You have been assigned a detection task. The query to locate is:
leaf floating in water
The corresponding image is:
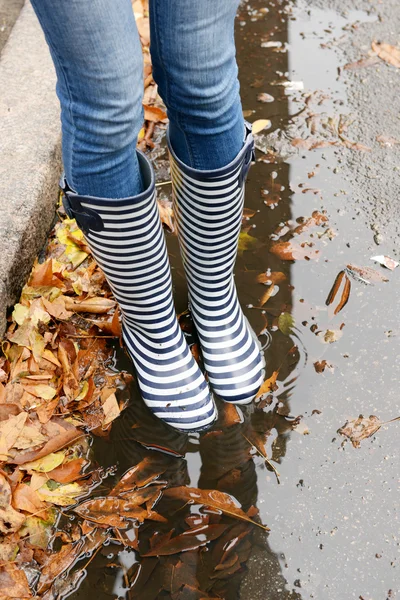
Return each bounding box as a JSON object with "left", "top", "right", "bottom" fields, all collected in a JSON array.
[
  {"left": 252, "top": 119, "right": 272, "bottom": 134},
  {"left": 269, "top": 240, "right": 319, "bottom": 261},
  {"left": 370, "top": 255, "right": 399, "bottom": 271},
  {"left": 371, "top": 41, "right": 400, "bottom": 69},
  {"left": 338, "top": 414, "right": 400, "bottom": 448},
  {"left": 255, "top": 370, "right": 279, "bottom": 400},
  {"left": 237, "top": 232, "right": 260, "bottom": 256},
  {"left": 326, "top": 271, "right": 351, "bottom": 315},
  {"left": 346, "top": 264, "right": 389, "bottom": 284},
  {"left": 164, "top": 487, "right": 268, "bottom": 530},
  {"left": 313, "top": 360, "right": 333, "bottom": 373},
  {"left": 319, "top": 329, "right": 343, "bottom": 344},
  {"left": 278, "top": 312, "right": 294, "bottom": 336},
  {"left": 143, "top": 524, "right": 229, "bottom": 556}
]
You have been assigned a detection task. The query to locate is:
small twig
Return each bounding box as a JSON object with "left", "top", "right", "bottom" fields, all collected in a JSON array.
[
  {"left": 242, "top": 433, "right": 280, "bottom": 484},
  {"left": 155, "top": 180, "right": 172, "bottom": 187}
]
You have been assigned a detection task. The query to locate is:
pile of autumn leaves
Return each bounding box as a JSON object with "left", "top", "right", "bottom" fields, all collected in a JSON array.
[{"left": 0, "top": 214, "right": 268, "bottom": 600}]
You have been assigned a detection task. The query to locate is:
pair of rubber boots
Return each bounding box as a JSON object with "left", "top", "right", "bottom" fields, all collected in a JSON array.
[{"left": 62, "top": 126, "right": 264, "bottom": 433}]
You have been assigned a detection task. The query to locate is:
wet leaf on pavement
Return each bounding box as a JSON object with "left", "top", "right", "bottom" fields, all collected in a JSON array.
[
  {"left": 370, "top": 255, "right": 399, "bottom": 270},
  {"left": 278, "top": 312, "right": 294, "bottom": 336},
  {"left": 144, "top": 524, "right": 229, "bottom": 556},
  {"left": 371, "top": 41, "right": 400, "bottom": 68},
  {"left": 338, "top": 415, "right": 400, "bottom": 448}
]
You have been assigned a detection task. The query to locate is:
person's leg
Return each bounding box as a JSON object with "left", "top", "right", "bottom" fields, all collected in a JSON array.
[
  {"left": 31, "top": 0, "right": 143, "bottom": 198},
  {"left": 150, "top": 0, "right": 265, "bottom": 404},
  {"left": 32, "top": 0, "right": 216, "bottom": 431},
  {"left": 149, "top": 0, "right": 244, "bottom": 170}
]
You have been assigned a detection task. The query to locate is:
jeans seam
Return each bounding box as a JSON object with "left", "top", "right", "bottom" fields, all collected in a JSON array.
[
  {"left": 151, "top": 0, "right": 195, "bottom": 166},
  {"left": 31, "top": 2, "right": 77, "bottom": 189}
]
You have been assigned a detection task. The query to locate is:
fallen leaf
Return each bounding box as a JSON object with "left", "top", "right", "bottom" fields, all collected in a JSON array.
[
  {"left": 252, "top": 119, "right": 271, "bottom": 134},
  {"left": 278, "top": 312, "right": 294, "bottom": 336},
  {"left": 21, "top": 452, "right": 66, "bottom": 473},
  {"left": 237, "top": 231, "right": 260, "bottom": 256},
  {"left": 257, "top": 271, "right": 287, "bottom": 285},
  {"left": 346, "top": 264, "right": 389, "bottom": 284},
  {"left": 37, "top": 540, "right": 85, "bottom": 594},
  {"left": 319, "top": 329, "right": 343, "bottom": 344},
  {"left": 13, "top": 483, "right": 48, "bottom": 515},
  {"left": 63, "top": 296, "right": 116, "bottom": 314},
  {"left": 102, "top": 391, "right": 120, "bottom": 426},
  {"left": 46, "top": 458, "right": 88, "bottom": 484},
  {"left": 144, "top": 524, "right": 229, "bottom": 556},
  {"left": 11, "top": 427, "right": 83, "bottom": 465},
  {"left": 326, "top": 271, "right": 351, "bottom": 315},
  {"left": 0, "top": 474, "right": 25, "bottom": 534},
  {"left": 255, "top": 371, "right": 279, "bottom": 399},
  {"left": 164, "top": 487, "right": 268, "bottom": 530},
  {"left": 110, "top": 457, "right": 168, "bottom": 496},
  {"left": 0, "top": 412, "right": 28, "bottom": 452},
  {"left": 157, "top": 198, "right": 175, "bottom": 232},
  {"left": 270, "top": 241, "right": 319, "bottom": 261},
  {"left": 338, "top": 414, "right": 400, "bottom": 448},
  {"left": 313, "top": 360, "right": 332, "bottom": 373},
  {"left": 372, "top": 41, "right": 400, "bottom": 68},
  {"left": 0, "top": 563, "right": 31, "bottom": 598},
  {"left": 73, "top": 495, "right": 165, "bottom": 528},
  {"left": 370, "top": 255, "right": 399, "bottom": 270},
  {"left": 343, "top": 56, "right": 380, "bottom": 70},
  {"left": 37, "top": 482, "right": 84, "bottom": 506},
  {"left": 144, "top": 104, "right": 168, "bottom": 122},
  {"left": 257, "top": 93, "right": 274, "bottom": 103}
]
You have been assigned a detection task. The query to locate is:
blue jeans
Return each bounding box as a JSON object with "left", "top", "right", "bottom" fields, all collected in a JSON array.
[{"left": 31, "top": 0, "right": 244, "bottom": 199}]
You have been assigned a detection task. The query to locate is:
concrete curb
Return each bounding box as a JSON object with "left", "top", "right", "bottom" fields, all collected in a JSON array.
[{"left": 0, "top": 0, "right": 61, "bottom": 336}]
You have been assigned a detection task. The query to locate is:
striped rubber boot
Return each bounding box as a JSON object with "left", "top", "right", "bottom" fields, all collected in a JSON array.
[
  {"left": 168, "top": 126, "right": 265, "bottom": 404},
  {"left": 61, "top": 151, "right": 216, "bottom": 432}
]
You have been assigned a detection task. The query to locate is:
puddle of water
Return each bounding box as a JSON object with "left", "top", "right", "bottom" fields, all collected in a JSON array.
[{"left": 65, "top": 1, "right": 399, "bottom": 599}]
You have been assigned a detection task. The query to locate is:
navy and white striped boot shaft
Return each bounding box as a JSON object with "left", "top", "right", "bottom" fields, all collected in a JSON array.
[
  {"left": 62, "top": 151, "right": 216, "bottom": 432},
  {"left": 168, "top": 126, "right": 265, "bottom": 404}
]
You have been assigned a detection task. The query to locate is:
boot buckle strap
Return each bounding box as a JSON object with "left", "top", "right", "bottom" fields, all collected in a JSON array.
[{"left": 62, "top": 193, "right": 104, "bottom": 235}]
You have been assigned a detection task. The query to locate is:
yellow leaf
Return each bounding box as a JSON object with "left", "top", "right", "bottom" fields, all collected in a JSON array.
[
  {"left": 75, "top": 380, "right": 89, "bottom": 402},
  {"left": 29, "top": 384, "right": 57, "bottom": 400},
  {"left": 0, "top": 412, "right": 28, "bottom": 451},
  {"left": 12, "top": 304, "right": 29, "bottom": 326},
  {"left": 37, "top": 482, "right": 83, "bottom": 506},
  {"left": 238, "top": 232, "right": 259, "bottom": 256},
  {"left": 256, "top": 370, "right": 279, "bottom": 400},
  {"left": 252, "top": 119, "right": 272, "bottom": 134},
  {"left": 22, "top": 452, "right": 66, "bottom": 473}
]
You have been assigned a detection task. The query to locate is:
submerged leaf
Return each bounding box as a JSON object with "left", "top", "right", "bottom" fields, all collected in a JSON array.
[
  {"left": 338, "top": 415, "right": 381, "bottom": 448},
  {"left": 255, "top": 371, "right": 279, "bottom": 399},
  {"left": 278, "top": 312, "right": 294, "bottom": 336},
  {"left": 164, "top": 487, "right": 268, "bottom": 530},
  {"left": 144, "top": 524, "right": 229, "bottom": 556}
]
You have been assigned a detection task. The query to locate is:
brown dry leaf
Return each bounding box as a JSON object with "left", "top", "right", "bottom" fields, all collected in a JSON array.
[
  {"left": 372, "top": 41, "right": 400, "bottom": 68},
  {"left": 13, "top": 483, "right": 48, "bottom": 516},
  {"left": 73, "top": 496, "right": 165, "bottom": 528},
  {"left": 255, "top": 371, "right": 279, "bottom": 400},
  {"left": 164, "top": 487, "right": 268, "bottom": 530},
  {"left": 157, "top": 198, "right": 175, "bottom": 232},
  {"left": 63, "top": 296, "right": 116, "bottom": 314},
  {"left": 41, "top": 296, "right": 73, "bottom": 320},
  {"left": 46, "top": 458, "right": 88, "bottom": 484},
  {"left": 110, "top": 457, "right": 168, "bottom": 496},
  {"left": 37, "top": 540, "right": 85, "bottom": 594},
  {"left": 11, "top": 427, "right": 83, "bottom": 465},
  {"left": 0, "top": 563, "right": 31, "bottom": 598},
  {"left": 313, "top": 360, "right": 332, "bottom": 373},
  {"left": 0, "top": 474, "right": 25, "bottom": 534},
  {"left": 29, "top": 259, "right": 64, "bottom": 289},
  {"left": 325, "top": 271, "right": 351, "bottom": 315},
  {"left": 144, "top": 524, "right": 229, "bottom": 556},
  {"left": 270, "top": 241, "right": 319, "bottom": 261},
  {"left": 144, "top": 104, "right": 168, "bottom": 123},
  {"left": 338, "top": 415, "right": 383, "bottom": 448},
  {"left": 0, "top": 412, "right": 28, "bottom": 452}
]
